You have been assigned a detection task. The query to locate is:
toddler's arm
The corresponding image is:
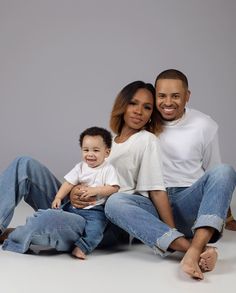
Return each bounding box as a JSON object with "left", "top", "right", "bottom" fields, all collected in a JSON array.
[{"left": 52, "top": 181, "right": 74, "bottom": 208}]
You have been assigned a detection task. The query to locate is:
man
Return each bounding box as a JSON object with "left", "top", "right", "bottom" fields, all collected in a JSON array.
[{"left": 155, "top": 69, "right": 236, "bottom": 279}]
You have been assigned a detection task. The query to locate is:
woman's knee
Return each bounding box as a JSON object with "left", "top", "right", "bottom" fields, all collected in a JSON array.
[
  {"left": 105, "top": 193, "right": 127, "bottom": 218},
  {"left": 105, "top": 194, "right": 120, "bottom": 213}
]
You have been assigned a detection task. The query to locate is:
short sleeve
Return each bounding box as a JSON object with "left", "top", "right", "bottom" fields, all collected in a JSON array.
[
  {"left": 64, "top": 163, "right": 81, "bottom": 185},
  {"left": 202, "top": 132, "right": 221, "bottom": 171},
  {"left": 104, "top": 164, "right": 120, "bottom": 187}
]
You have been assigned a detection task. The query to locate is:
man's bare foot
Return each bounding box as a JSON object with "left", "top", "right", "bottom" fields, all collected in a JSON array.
[
  {"left": 72, "top": 247, "right": 87, "bottom": 260},
  {"left": 0, "top": 228, "right": 15, "bottom": 244},
  {"left": 180, "top": 247, "right": 204, "bottom": 280},
  {"left": 199, "top": 246, "right": 218, "bottom": 272},
  {"left": 225, "top": 218, "right": 236, "bottom": 231}
]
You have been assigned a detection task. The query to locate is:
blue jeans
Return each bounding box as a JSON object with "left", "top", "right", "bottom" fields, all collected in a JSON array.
[
  {"left": 63, "top": 203, "right": 108, "bottom": 254},
  {"left": 105, "top": 164, "right": 236, "bottom": 256},
  {"left": 168, "top": 164, "right": 236, "bottom": 241},
  {"left": 0, "top": 156, "right": 107, "bottom": 254},
  {"left": 2, "top": 209, "right": 86, "bottom": 253},
  {"left": 0, "top": 156, "right": 61, "bottom": 233},
  {"left": 2, "top": 204, "right": 107, "bottom": 254},
  {"left": 105, "top": 193, "right": 184, "bottom": 256}
]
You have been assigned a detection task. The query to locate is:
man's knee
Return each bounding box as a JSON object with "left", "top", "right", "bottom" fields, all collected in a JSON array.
[
  {"left": 14, "top": 156, "right": 33, "bottom": 165},
  {"left": 211, "top": 164, "right": 236, "bottom": 182},
  {"left": 13, "top": 156, "right": 40, "bottom": 173}
]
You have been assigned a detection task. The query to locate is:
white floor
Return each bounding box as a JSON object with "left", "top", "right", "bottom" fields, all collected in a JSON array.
[{"left": 1, "top": 202, "right": 236, "bottom": 293}]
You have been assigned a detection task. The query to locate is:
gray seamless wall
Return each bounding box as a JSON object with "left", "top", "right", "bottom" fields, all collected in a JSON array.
[{"left": 1, "top": 0, "right": 236, "bottom": 208}]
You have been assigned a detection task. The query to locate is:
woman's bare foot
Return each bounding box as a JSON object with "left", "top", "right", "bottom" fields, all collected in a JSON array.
[
  {"left": 180, "top": 247, "right": 204, "bottom": 280},
  {"left": 72, "top": 247, "right": 87, "bottom": 260},
  {"left": 199, "top": 246, "right": 218, "bottom": 271}
]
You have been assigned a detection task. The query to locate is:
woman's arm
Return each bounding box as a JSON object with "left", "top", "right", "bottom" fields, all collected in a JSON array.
[
  {"left": 80, "top": 185, "right": 119, "bottom": 199},
  {"left": 149, "top": 190, "right": 176, "bottom": 228},
  {"left": 70, "top": 184, "right": 97, "bottom": 208}
]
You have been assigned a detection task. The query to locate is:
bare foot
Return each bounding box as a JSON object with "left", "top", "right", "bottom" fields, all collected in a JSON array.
[
  {"left": 0, "top": 228, "right": 15, "bottom": 244},
  {"left": 180, "top": 247, "right": 204, "bottom": 280},
  {"left": 199, "top": 246, "right": 218, "bottom": 272},
  {"left": 225, "top": 219, "right": 236, "bottom": 231},
  {"left": 72, "top": 247, "right": 87, "bottom": 260}
]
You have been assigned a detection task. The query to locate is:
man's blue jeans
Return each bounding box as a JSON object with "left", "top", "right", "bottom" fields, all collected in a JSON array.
[
  {"left": 105, "top": 165, "right": 236, "bottom": 256},
  {"left": 2, "top": 208, "right": 86, "bottom": 253},
  {"left": 167, "top": 165, "right": 236, "bottom": 241},
  {"left": 0, "top": 156, "right": 61, "bottom": 233}
]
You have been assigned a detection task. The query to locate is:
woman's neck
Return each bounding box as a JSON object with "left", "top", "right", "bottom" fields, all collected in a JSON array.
[{"left": 115, "top": 127, "right": 140, "bottom": 143}]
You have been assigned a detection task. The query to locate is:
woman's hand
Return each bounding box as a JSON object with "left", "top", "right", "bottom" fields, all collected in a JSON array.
[
  {"left": 69, "top": 185, "right": 97, "bottom": 208},
  {"left": 79, "top": 186, "right": 98, "bottom": 199}
]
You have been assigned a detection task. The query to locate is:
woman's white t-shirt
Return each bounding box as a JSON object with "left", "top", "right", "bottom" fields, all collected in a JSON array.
[{"left": 107, "top": 130, "right": 165, "bottom": 198}]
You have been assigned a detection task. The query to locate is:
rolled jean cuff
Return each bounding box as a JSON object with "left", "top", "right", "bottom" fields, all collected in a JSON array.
[
  {"left": 192, "top": 214, "right": 224, "bottom": 235},
  {"left": 154, "top": 228, "right": 184, "bottom": 257}
]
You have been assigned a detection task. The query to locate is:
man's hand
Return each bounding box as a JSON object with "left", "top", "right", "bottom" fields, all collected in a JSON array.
[{"left": 70, "top": 185, "right": 96, "bottom": 208}]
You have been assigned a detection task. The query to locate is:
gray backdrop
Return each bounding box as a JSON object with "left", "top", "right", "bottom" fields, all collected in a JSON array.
[{"left": 1, "top": 0, "right": 235, "bottom": 205}]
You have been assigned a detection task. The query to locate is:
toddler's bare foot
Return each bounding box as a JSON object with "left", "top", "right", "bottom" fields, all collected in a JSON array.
[
  {"left": 199, "top": 246, "right": 218, "bottom": 272},
  {"left": 180, "top": 247, "right": 204, "bottom": 280},
  {"left": 72, "top": 247, "right": 87, "bottom": 260}
]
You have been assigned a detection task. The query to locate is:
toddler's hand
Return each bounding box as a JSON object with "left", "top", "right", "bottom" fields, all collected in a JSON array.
[{"left": 51, "top": 198, "right": 61, "bottom": 209}]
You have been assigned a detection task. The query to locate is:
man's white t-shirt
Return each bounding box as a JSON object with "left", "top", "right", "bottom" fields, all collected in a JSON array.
[
  {"left": 107, "top": 130, "right": 166, "bottom": 198},
  {"left": 159, "top": 108, "right": 221, "bottom": 187},
  {"left": 64, "top": 161, "right": 119, "bottom": 208}
]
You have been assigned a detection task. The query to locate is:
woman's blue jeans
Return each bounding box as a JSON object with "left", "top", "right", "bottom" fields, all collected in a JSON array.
[{"left": 105, "top": 164, "right": 236, "bottom": 256}]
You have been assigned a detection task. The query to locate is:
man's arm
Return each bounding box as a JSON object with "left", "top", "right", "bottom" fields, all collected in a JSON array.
[{"left": 202, "top": 133, "right": 221, "bottom": 171}]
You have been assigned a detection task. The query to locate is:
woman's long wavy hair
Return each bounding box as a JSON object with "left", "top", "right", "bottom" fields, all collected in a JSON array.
[{"left": 110, "top": 80, "right": 163, "bottom": 135}]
